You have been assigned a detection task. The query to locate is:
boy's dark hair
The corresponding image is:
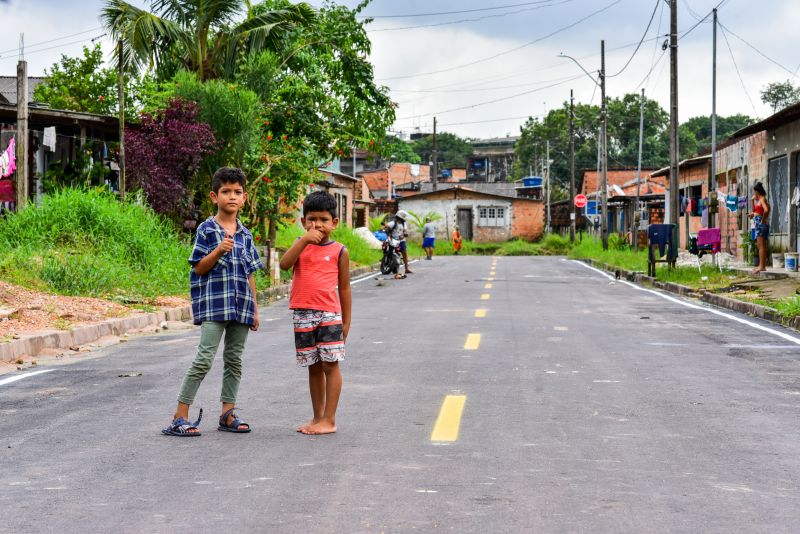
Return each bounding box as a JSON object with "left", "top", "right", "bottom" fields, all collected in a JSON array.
[
  {"left": 303, "top": 190, "right": 338, "bottom": 218},
  {"left": 753, "top": 182, "right": 766, "bottom": 196},
  {"left": 212, "top": 167, "right": 247, "bottom": 193}
]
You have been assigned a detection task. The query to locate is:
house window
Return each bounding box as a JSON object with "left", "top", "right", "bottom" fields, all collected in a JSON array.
[{"left": 478, "top": 205, "right": 506, "bottom": 227}]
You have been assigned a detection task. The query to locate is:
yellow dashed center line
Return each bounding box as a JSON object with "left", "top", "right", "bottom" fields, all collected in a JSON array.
[
  {"left": 484, "top": 283, "right": 493, "bottom": 289},
  {"left": 475, "top": 309, "right": 487, "bottom": 318},
  {"left": 487, "top": 277, "right": 495, "bottom": 281},
  {"left": 431, "top": 395, "right": 467, "bottom": 442},
  {"left": 481, "top": 293, "right": 491, "bottom": 300},
  {"left": 489, "top": 271, "right": 496, "bottom": 276},
  {"left": 464, "top": 333, "right": 481, "bottom": 350}
]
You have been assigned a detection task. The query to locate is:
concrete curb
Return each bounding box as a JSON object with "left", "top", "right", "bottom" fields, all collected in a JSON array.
[
  {"left": 0, "top": 263, "right": 380, "bottom": 363},
  {"left": 577, "top": 258, "right": 800, "bottom": 333}
]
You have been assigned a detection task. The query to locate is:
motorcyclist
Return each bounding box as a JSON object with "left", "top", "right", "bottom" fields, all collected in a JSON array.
[{"left": 384, "top": 210, "right": 413, "bottom": 274}]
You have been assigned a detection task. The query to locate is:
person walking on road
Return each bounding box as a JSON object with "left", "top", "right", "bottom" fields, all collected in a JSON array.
[
  {"left": 385, "top": 210, "right": 413, "bottom": 273},
  {"left": 452, "top": 226, "right": 463, "bottom": 255},
  {"left": 749, "top": 182, "right": 771, "bottom": 275},
  {"left": 280, "top": 191, "right": 352, "bottom": 435},
  {"left": 422, "top": 217, "right": 436, "bottom": 260},
  {"left": 162, "top": 167, "right": 262, "bottom": 437}
]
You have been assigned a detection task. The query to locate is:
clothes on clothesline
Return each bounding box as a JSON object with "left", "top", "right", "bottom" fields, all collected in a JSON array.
[
  {"left": 0, "top": 137, "right": 15, "bottom": 178},
  {"left": 0, "top": 179, "right": 13, "bottom": 202},
  {"left": 42, "top": 127, "right": 56, "bottom": 152},
  {"left": 725, "top": 194, "right": 738, "bottom": 212}
]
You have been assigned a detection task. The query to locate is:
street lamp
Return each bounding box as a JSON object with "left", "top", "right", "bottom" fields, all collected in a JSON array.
[{"left": 558, "top": 44, "right": 609, "bottom": 251}]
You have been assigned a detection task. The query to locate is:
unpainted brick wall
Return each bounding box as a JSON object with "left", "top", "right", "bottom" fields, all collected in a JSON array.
[{"left": 511, "top": 200, "right": 544, "bottom": 240}]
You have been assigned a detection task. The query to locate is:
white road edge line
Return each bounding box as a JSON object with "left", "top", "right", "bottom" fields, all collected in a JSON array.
[
  {"left": 571, "top": 260, "right": 800, "bottom": 346},
  {"left": 351, "top": 259, "right": 419, "bottom": 285},
  {"left": 0, "top": 369, "right": 54, "bottom": 387}
]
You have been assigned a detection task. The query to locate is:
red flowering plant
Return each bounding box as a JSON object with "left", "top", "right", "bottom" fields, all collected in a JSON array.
[{"left": 242, "top": 121, "right": 320, "bottom": 244}]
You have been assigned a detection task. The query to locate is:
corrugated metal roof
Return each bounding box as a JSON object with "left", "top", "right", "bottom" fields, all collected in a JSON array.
[{"left": 0, "top": 76, "right": 46, "bottom": 104}]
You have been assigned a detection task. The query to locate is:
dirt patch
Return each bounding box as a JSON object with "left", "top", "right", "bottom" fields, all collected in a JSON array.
[
  {"left": 0, "top": 280, "right": 189, "bottom": 339},
  {"left": 722, "top": 278, "right": 800, "bottom": 300}
]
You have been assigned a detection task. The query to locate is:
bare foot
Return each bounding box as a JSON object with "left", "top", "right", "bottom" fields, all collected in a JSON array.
[
  {"left": 300, "top": 421, "right": 337, "bottom": 435},
  {"left": 750, "top": 268, "right": 765, "bottom": 275},
  {"left": 296, "top": 419, "right": 319, "bottom": 433}
]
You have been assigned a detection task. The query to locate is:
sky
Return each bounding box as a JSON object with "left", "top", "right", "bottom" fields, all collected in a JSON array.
[{"left": 1, "top": 0, "right": 798, "bottom": 140}]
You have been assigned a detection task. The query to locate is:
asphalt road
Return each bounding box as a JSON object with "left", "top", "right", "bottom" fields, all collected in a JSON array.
[{"left": 2, "top": 256, "right": 800, "bottom": 533}]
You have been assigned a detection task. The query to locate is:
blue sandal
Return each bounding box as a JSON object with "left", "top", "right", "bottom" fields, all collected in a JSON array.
[
  {"left": 218, "top": 408, "right": 251, "bottom": 433},
  {"left": 162, "top": 409, "right": 203, "bottom": 437}
]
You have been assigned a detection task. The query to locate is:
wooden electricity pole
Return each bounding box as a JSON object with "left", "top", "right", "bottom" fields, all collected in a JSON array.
[
  {"left": 117, "top": 41, "right": 126, "bottom": 198},
  {"left": 668, "top": 0, "right": 679, "bottom": 258},
  {"left": 569, "top": 89, "right": 576, "bottom": 243},
  {"left": 16, "top": 55, "right": 28, "bottom": 209},
  {"left": 600, "top": 39, "right": 609, "bottom": 250}
]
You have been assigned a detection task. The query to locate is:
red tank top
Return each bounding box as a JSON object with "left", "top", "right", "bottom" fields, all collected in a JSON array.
[
  {"left": 289, "top": 241, "right": 345, "bottom": 313},
  {"left": 754, "top": 202, "right": 765, "bottom": 215}
]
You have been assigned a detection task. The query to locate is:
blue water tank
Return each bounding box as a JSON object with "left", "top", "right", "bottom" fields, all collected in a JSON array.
[{"left": 522, "top": 176, "right": 543, "bottom": 188}]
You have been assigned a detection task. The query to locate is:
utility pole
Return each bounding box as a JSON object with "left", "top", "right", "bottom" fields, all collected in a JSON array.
[
  {"left": 633, "top": 88, "right": 645, "bottom": 249},
  {"left": 15, "top": 35, "right": 28, "bottom": 209},
  {"left": 569, "top": 89, "right": 576, "bottom": 243},
  {"left": 600, "top": 39, "right": 609, "bottom": 250},
  {"left": 546, "top": 139, "right": 551, "bottom": 234},
  {"left": 432, "top": 116, "right": 438, "bottom": 191},
  {"left": 710, "top": 7, "right": 718, "bottom": 229},
  {"left": 117, "top": 41, "right": 126, "bottom": 198},
  {"left": 668, "top": 0, "right": 679, "bottom": 256}
]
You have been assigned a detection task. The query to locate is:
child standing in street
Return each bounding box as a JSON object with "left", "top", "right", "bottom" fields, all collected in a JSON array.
[
  {"left": 452, "top": 226, "right": 463, "bottom": 255},
  {"left": 280, "top": 191, "right": 351, "bottom": 435},
  {"left": 162, "top": 167, "right": 262, "bottom": 437}
]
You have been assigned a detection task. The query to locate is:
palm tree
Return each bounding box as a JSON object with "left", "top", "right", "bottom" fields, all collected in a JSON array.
[{"left": 101, "top": 0, "right": 315, "bottom": 80}]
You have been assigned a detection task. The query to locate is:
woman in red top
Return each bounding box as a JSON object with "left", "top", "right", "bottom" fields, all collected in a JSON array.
[{"left": 748, "top": 182, "right": 771, "bottom": 274}]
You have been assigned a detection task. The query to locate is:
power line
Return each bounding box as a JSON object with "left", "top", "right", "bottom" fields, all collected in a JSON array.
[
  {"left": 392, "top": 114, "right": 546, "bottom": 130},
  {"left": 389, "top": 74, "right": 586, "bottom": 94},
  {"left": 0, "top": 34, "right": 107, "bottom": 63},
  {"left": 0, "top": 27, "right": 103, "bottom": 57},
  {"left": 368, "top": 1, "right": 573, "bottom": 32},
  {"left": 718, "top": 22, "right": 798, "bottom": 79},
  {"left": 361, "top": 0, "right": 564, "bottom": 19},
  {"left": 718, "top": 22, "right": 759, "bottom": 116},
  {"left": 607, "top": 0, "right": 660, "bottom": 78},
  {"left": 395, "top": 74, "right": 584, "bottom": 121},
  {"left": 377, "top": 0, "right": 623, "bottom": 81}
]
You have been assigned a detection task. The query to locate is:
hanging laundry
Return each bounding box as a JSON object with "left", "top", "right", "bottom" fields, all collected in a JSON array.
[
  {"left": 103, "top": 142, "right": 108, "bottom": 159},
  {"left": 726, "top": 194, "right": 738, "bottom": 212},
  {"left": 0, "top": 138, "right": 15, "bottom": 178},
  {"left": 0, "top": 180, "right": 13, "bottom": 202},
  {"left": 792, "top": 186, "right": 800, "bottom": 207},
  {"left": 680, "top": 195, "right": 688, "bottom": 216},
  {"left": 738, "top": 196, "right": 748, "bottom": 210},
  {"left": 42, "top": 127, "right": 56, "bottom": 152},
  {"left": 701, "top": 204, "right": 709, "bottom": 228}
]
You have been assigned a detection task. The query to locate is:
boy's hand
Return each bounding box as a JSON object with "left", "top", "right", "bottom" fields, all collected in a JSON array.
[
  {"left": 218, "top": 233, "right": 234, "bottom": 254},
  {"left": 251, "top": 313, "right": 260, "bottom": 332},
  {"left": 343, "top": 324, "right": 349, "bottom": 343},
  {"left": 303, "top": 228, "right": 325, "bottom": 245}
]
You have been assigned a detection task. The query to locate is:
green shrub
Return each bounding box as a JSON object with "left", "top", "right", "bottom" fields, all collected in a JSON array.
[{"left": 0, "top": 188, "right": 191, "bottom": 298}]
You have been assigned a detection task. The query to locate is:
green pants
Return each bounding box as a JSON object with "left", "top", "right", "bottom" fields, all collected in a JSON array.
[{"left": 177, "top": 321, "right": 250, "bottom": 405}]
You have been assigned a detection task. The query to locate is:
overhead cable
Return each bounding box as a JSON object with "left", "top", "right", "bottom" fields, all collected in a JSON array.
[
  {"left": 395, "top": 73, "right": 585, "bottom": 121},
  {"left": 361, "top": 0, "right": 565, "bottom": 19},
  {"left": 607, "top": 0, "right": 660, "bottom": 78},
  {"left": 368, "top": 1, "right": 573, "bottom": 32},
  {"left": 718, "top": 22, "right": 798, "bottom": 79},
  {"left": 376, "top": 0, "right": 622, "bottom": 81},
  {"left": 718, "top": 22, "right": 759, "bottom": 115}
]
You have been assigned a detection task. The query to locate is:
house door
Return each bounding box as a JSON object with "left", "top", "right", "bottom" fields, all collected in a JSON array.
[
  {"left": 768, "top": 155, "right": 788, "bottom": 233},
  {"left": 457, "top": 208, "right": 473, "bottom": 241}
]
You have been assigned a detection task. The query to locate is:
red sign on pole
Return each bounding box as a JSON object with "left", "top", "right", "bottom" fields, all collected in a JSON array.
[{"left": 574, "top": 194, "right": 588, "bottom": 208}]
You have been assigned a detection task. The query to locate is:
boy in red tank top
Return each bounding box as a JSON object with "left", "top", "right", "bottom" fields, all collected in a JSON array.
[{"left": 279, "top": 191, "right": 351, "bottom": 435}]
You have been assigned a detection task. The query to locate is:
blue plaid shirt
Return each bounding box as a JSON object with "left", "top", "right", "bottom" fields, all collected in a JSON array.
[{"left": 189, "top": 217, "right": 263, "bottom": 326}]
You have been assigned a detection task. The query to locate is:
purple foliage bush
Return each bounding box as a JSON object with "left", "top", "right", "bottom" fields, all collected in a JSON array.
[{"left": 126, "top": 98, "right": 216, "bottom": 218}]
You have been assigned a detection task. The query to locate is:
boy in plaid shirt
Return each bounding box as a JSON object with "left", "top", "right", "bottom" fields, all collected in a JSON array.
[{"left": 162, "top": 167, "right": 262, "bottom": 437}]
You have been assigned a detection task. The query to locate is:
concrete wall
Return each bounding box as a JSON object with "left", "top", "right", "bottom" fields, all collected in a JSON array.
[{"left": 399, "top": 194, "right": 544, "bottom": 243}]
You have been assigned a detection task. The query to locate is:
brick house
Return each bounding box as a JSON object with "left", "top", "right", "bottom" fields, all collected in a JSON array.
[
  {"left": 397, "top": 186, "right": 544, "bottom": 243},
  {"left": 316, "top": 169, "right": 358, "bottom": 227}
]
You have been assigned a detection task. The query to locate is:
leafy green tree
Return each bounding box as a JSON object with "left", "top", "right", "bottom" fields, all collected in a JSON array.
[
  {"left": 101, "top": 0, "right": 315, "bottom": 81},
  {"left": 412, "top": 132, "right": 473, "bottom": 169},
  {"left": 681, "top": 114, "right": 756, "bottom": 149},
  {"left": 33, "top": 44, "right": 145, "bottom": 120},
  {"left": 383, "top": 135, "right": 420, "bottom": 164},
  {"left": 760, "top": 80, "right": 800, "bottom": 113}
]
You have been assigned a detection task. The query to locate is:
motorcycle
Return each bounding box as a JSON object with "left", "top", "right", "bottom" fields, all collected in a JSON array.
[{"left": 380, "top": 236, "right": 403, "bottom": 275}]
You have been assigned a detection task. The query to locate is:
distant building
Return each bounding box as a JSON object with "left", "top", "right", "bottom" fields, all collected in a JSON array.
[{"left": 467, "top": 136, "right": 518, "bottom": 182}]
